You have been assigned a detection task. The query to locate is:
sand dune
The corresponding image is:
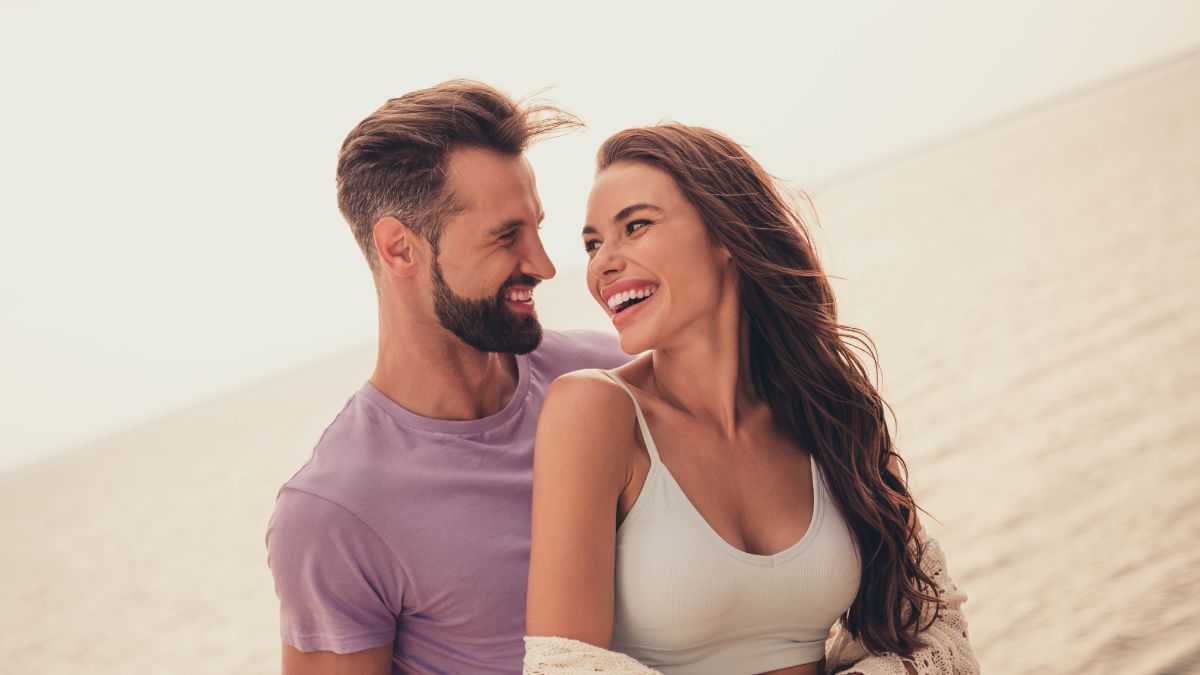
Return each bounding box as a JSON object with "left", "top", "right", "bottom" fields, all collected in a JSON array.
[{"left": 2, "top": 52, "right": 1198, "bottom": 674}]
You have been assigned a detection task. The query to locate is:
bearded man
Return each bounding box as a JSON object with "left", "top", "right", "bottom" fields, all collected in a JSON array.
[{"left": 266, "top": 81, "right": 628, "bottom": 675}]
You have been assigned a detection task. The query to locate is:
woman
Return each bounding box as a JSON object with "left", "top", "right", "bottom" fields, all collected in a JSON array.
[{"left": 524, "top": 125, "right": 977, "bottom": 674}]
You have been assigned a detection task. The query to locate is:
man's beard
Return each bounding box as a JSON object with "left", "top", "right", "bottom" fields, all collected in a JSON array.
[{"left": 431, "top": 257, "right": 543, "bottom": 354}]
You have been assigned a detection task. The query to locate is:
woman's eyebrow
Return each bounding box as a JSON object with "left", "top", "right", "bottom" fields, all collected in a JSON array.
[
  {"left": 582, "top": 203, "right": 664, "bottom": 236},
  {"left": 612, "top": 203, "right": 662, "bottom": 223}
]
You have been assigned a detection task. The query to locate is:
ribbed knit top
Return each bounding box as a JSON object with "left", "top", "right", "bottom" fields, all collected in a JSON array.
[{"left": 600, "top": 370, "right": 862, "bottom": 674}]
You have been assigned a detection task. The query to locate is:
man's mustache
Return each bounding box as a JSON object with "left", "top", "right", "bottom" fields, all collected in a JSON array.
[{"left": 498, "top": 275, "right": 541, "bottom": 294}]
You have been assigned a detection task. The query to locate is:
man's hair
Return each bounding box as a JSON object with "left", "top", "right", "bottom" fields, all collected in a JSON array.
[{"left": 336, "top": 80, "right": 580, "bottom": 269}]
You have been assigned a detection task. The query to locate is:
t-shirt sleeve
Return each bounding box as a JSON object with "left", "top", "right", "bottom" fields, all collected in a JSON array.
[{"left": 266, "top": 487, "right": 404, "bottom": 654}]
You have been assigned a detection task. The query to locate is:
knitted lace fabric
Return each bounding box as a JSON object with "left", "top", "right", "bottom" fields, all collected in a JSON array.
[
  {"left": 524, "top": 530, "right": 978, "bottom": 675},
  {"left": 825, "top": 531, "right": 980, "bottom": 675},
  {"left": 523, "top": 636, "right": 661, "bottom": 674}
]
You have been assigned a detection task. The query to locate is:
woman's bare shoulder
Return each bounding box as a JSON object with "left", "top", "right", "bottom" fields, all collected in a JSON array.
[
  {"left": 529, "top": 375, "right": 636, "bottom": 519},
  {"left": 536, "top": 365, "right": 646, "bottom": 476},
  {"left": 544, "top": 368, "right": 628, "bottom": 411},
  {"left": 544, "top": 353, "right": 651, "bottom": 417}
]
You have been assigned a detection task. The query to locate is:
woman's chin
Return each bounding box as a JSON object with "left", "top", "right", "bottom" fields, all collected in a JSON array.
[{"left": 616, "top": 326, "right": 654, "bottom": 355}]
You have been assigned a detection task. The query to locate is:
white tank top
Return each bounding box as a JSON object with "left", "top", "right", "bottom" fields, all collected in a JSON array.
[{"left": 600, "top": 370, "right": 862, "bottom": 674}]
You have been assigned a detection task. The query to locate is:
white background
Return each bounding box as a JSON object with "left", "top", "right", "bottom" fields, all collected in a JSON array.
[{"left": 3, "top": 0, "right": 1199, "bottom": 470}]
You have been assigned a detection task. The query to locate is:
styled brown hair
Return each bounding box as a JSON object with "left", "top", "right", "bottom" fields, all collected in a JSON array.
[
  {"left": 337, "top": 80, "right": 579, "bottom": 269},
  {"left": 597, "top": 124, "right": 943, "bottom": 655}
]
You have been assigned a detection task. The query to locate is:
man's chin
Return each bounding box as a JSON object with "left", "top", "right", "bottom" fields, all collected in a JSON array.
[
  {"left": 499, "top": 320, "right": 544, "bottom": 355},
  {"left": 429, "top": 267, "right": 545, "bottom": 354},
  {"left": 449, "top": 317, "right": 543, "bottom": 355}
]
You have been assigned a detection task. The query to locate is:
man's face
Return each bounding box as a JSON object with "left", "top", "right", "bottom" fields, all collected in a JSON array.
[{"left": 427, "top": 146, "right": 556, "bottom": 354}]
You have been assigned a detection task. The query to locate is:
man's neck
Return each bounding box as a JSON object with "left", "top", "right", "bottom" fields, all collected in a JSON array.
[{"left": 370, "top": 322, "right": 521, "bottom": 422}]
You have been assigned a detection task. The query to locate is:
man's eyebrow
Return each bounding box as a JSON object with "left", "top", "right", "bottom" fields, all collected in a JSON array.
[
  {"left": 488, "top": 219, "right": 523, "bottom": 235},
  {"left": 488, "top": 212, "right": 545, "bottom": 236}
]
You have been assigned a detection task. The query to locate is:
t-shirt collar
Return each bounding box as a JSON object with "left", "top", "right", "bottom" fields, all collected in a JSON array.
[{"left": 358, "top": 353, "right": 531, "bottom": 435}]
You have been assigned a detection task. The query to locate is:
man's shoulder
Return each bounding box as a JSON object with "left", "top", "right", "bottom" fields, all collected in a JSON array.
[
  {"left": 270, "top": 483, "right": 367, "bottom": 538},
  {"left": 531, "top": 329, "right": 632, "bottom": 379},
  {"left": 276, "top": 388, "right": 412, "bottom": 512}
]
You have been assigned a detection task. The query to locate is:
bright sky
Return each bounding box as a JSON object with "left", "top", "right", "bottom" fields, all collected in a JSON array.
[{"left": 2, "top": 0, "right": 1198, "bottom": 471}]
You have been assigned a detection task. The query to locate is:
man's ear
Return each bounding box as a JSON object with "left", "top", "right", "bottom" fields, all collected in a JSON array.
[{"left": 373, "top": 216, "right": 424, "bottom": 277}]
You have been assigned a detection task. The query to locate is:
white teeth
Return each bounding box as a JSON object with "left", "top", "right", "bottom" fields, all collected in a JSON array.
[
  {"left": 506, "top": 290, "right": 532, "bottom": 302},
  {"left": 606, "top": 285, "right": 658, "bottom": 311}
]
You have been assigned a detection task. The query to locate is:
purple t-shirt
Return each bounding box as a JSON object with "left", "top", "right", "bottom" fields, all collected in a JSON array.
[{"left": 266, "top": 329, "right": 629, "bottom": 674}]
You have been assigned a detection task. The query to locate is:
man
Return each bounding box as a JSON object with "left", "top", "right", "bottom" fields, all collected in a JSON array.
[{"left": 266, "top": 81, "right": 628, "bottom": 674}]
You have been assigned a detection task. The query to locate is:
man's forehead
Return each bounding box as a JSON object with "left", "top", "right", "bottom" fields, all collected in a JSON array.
[
  {"left": 442, "top": 147, "right": 542, "bottom": 228},
  {"left": 445, "top": 146, "right": 531, "bottom": 182}
]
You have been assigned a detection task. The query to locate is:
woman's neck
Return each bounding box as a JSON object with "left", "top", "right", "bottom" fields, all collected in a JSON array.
[{"left": 644, "top": 293, "right": 762, "bottom": 435}]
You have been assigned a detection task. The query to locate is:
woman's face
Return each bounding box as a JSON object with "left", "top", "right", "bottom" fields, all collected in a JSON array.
[{"left": 583, "top": 160, "right": 734, "bottom": 354}]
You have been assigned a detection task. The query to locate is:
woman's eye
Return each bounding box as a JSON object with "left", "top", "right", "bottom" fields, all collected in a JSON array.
[
  {"left": 583, "top": 239, "right": 601, "bottom": 254},
  {"left": 626, "top": 219, "right": 651, "bottom": 235}
]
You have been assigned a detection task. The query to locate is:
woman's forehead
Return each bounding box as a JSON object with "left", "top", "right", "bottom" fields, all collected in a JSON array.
[{"left": 590, "top": 162, "right": 680, "bottom": 213}]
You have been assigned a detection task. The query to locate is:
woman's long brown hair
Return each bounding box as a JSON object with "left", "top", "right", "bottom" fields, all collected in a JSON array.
[{"left": 598, "top": 124, "right": 942, "bottom": 654}]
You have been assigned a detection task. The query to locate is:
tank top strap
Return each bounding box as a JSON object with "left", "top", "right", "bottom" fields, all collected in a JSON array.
[{"left": 595, "top": 369, "right": 663, "bottom": 465}]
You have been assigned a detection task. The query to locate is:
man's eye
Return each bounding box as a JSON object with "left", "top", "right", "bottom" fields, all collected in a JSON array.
[{"left": 499, "top": 230, "right": 518, "bottom": 242}]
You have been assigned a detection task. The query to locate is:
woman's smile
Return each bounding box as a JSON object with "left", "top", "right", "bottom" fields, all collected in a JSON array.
[
  {"left": 609, "top": 286, "right": 658, "bottom": 329},
  {"left": 600, "top": 279, "right": 661, "bottom": 328}
]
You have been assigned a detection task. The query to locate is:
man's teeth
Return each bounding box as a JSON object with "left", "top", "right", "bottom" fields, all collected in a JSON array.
[
  {"left": 506, "top": 289, "right": 533, "bottom": 303},
  {"left": 606, "top": 286, "right": 658, "bottom": 311}
]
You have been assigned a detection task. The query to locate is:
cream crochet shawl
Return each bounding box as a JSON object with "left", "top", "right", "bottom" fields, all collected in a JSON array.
[{"left": 524, "top": 530, "right": 979, "bottom": 675}]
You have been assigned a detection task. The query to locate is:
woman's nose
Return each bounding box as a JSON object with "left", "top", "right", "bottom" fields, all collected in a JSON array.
[{"left": 588, "top": 241, "right": 624, "bottom": 280}]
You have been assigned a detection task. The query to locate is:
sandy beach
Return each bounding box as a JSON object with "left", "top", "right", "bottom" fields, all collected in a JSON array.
[{"left": 2, "top": 52, "right": 1198, "bottom": 674}]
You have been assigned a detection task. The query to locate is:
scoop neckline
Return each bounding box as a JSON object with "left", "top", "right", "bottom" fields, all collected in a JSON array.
[
  {"left": 605, "top": 370, "right": 826, "bottom": 568},
  {"left": 658, "top": 454, "right": 825, "bottom": 568}
]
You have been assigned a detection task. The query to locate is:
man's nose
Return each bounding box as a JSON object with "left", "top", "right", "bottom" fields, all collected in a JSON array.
[{"left": 521, "top": 231, "right": 557, "bottom": 281}]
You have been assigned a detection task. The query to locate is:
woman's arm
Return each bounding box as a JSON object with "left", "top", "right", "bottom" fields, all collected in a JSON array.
[{"left": 526, "top": 371, "right": 638, "bottom": 647}]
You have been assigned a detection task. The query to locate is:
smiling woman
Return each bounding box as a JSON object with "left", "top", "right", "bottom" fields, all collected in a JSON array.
[
  {"left": 581, "top": 166, "right": 735, "bottom": 348},
  {"left": 524, "top": 125, "right": 978, "bottom": 674}
]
